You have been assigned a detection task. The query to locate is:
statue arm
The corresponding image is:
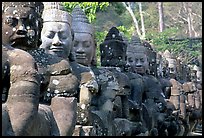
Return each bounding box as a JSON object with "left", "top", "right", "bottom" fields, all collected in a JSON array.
[{"left": 6, "top": 49, "right": 40, "bottom": 135}]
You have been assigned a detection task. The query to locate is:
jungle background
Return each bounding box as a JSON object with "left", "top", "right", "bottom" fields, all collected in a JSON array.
[{"left": 63, "top": 2, "right": 202, "bottom": 67}]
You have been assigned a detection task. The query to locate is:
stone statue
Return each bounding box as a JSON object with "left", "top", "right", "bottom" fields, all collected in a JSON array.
[
  {"left": 40, "top": 3, "right": 98, "bottom": 136},
  {"left": 142, "top": 41, "right": 157, "bottom": 77},
  {"left": 2, "top": 2, "right": 60, "bottom": 136},
  {"left": 2, "top": 2, "right": 79, "bottom": 136},
  {"left": 71, "top": 6, "right": 97, "bottom": 67},
  {"left": 162, "top": 50, "right": 189, "bottom": 136},
  {"left": 100, "top": 27, "right": 133, "bottom": 136},
  {"left": 182, "top": 65, "right": 202, "bottom": 135},
  {"left": 124, "top": 35, "right": 150, "bottom": 136},
  {"left": 71, "top": 6, "right": 119, "bottom": 136},
  {"left": 126, "top": 36, "right": 172, "bottom": 136}
]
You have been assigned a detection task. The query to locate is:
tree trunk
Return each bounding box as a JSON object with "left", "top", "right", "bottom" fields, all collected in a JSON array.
[
  {"left": 183, "top": 2, "right": 193, "bottom": 38},
  {"left": 138, "top": 2, "right": 146, "bottom": 39},
  {"left": 122, "top": 2, "right": 142, "bottom": 37},
  {"left": 158, "top": 2, "right": 165, "bottom": 32}
]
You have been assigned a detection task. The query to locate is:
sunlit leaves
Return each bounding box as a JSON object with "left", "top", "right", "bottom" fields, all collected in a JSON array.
[{"left": 63, "top": 2, "right": 109, "bottom": 23}]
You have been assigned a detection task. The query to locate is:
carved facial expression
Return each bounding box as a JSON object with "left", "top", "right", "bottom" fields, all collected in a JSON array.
[
  {"left": 73, "top": 33, "right": 95, "bottom": 66},
  {"left": 40, "top": 22, "right": 72, "bottom": 59},
  {"left": 127, "top": 52, "right": 149, "bottom": 75},
  {"left": 166, "top": 58, "right": 176, "bottom": 74},
  {"left": 2, "top": 6, "right": 39, "bottom": 49}
]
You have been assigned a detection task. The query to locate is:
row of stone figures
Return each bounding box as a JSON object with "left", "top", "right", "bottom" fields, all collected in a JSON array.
[{"left": 2, "top": 2, "right": 202, "bottom": 136}]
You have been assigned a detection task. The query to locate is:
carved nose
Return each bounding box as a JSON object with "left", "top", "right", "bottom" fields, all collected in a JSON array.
[
  {"left": 136, "top": 62, "right": 142, "bottom": 67},
  {"left": 16, "top": 25, "right": 27, "bottom": 35},
  {"left": 52, "top": 34, "right": 62, "bottom": 46},
  {"left": 76, "top": 43, "right": 84, "bottom": 53}
]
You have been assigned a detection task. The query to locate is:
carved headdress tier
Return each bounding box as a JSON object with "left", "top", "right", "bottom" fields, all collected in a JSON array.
[
  {"left": 100, "top": 27, "right": 127, "bottom": 52},
  {"left": 163, "top": 50, "right": 173, "bottom": 59},
  {"left": 127, "top": 45, "right": 147, "bottom": 55},
  {"left": 130, "top": 35, "right": 142, "bottom": 47},
  {"left": 127, "top": 35, "right": 147, "bottom": 55},
  {"left": 71, "top": 5, "right": 94, "bottom": 36},
  {"left": 42, "top": 2, "right": 72, "bottom": 26},
  {"left": 104, "top": 27, "right": 123, "bottom": 41},
  {"left": 2, "top": 2, "right": 43, "bottom": 16}
]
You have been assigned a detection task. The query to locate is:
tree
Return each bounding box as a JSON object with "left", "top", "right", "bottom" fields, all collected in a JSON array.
[
  {"left": 158, "top": 2, "right": 165, "bottom": 32},
  {"left": 163, "top": 2, "right": 202, "bottom": 38},
  {"left": 63, "top": 2, "right": 109, "bottom": 23},
  {"left": 138, "top": 2, "right": 146, "bottom": 38},
  {"left": 122, "top": 2, "right": 142, "bottom": 38}
]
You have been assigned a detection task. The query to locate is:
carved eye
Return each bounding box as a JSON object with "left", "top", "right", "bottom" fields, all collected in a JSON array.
[
  {"left": 45, "top": 31, "right": 54, "bottom": 39},
  {"left": 83, "top": 41, "right": 90, "bottom": 48},
  {"left": 5, "top": 17, "right": 17, "bottom": 26}
]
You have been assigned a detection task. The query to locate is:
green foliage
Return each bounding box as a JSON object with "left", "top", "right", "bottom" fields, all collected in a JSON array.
[
  {"left": 110, "top": 2, "right": 126, "bottom": 15},
  {"left": 145, "top": 27, "right": 178, "bottom": 52},
  {"left": 145, "top": 27, "right": 202, "bottom": 64},
  {"left": 62, "top": 2, "right": 202, "bottom": 66},
  {"left": 63, "top": 2, "right": 109, "bottom": 23},
  {"left": 94, "top": 31, "right": 108, "bottom": 66},
  {"left": 117, "top": 25, "right": 135, "bottom": 40}
]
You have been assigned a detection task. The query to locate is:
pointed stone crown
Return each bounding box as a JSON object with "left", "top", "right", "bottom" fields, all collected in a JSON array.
[
  {"left": 100, "top": 27, "right": 127, "bottom": 67},
  {"left": 42, "top": 2, "right": 72, "bottom": 26},
  {"left": 127, "top": 35, "right": 147, "bottom": 54},
  {"left": 163, "top": 50, "right": 173, "bottom": 59},
  {"left": 100, "top": 27, "right": 127, "bottom": 53},
  {"left": 104, "top": 27, "right": 123, "bottom": 41},
  {"left": 71, "top": 5, "right": 94, "bottom": 35},
  {"left": 130, "top": 35, "right": 142, "bottom": 46},
  {"left": 2, "top": 2, "right": 43, "bottom": 16}
]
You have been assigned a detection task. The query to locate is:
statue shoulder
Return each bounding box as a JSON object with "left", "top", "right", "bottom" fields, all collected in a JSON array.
[
  {"left": 93, "top": 67, "right": 116, "bottom": 83},
  {"left": 8, "top": 48, "right": 36, "bottom": 65}
]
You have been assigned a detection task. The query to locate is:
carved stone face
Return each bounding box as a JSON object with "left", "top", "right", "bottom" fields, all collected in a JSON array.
[
  {"left": 2, "top": 6, "right": 40, "bottom": 50},
  {"left": 40, "top": 22, "right": 72, "bottom": 59},
  {"left": 166, "top": 58, "right": 177, "bottom": 74},
  {"left": 127, "top": 52, "right": 149, "bottom": 75},
  {"left": 73, "top": 33, "right": 95, "bottom": 66}
]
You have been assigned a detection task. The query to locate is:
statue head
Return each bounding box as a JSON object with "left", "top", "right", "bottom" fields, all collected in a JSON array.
[
  {"left": 39, "top": 2, "right": 73, "bottom": 59},
  {"left": 100, "top": 27, "right": 127, "bottom": 67},
  {"left": 126, "top": 35, "right": 149, "bottom": 75},
  {"left": 191, "top": 65, "right": 202, "bottom": 82},
  {"left": 2, "top": 2, "right": 43, "bottom": 50},
  {"left": 143, "top": 41, "right": 157, "bottom": 76},
  {"left": 163, "top": 50, "right": 178, "bottom": 78},
  {"left": 71, "top": 6, "right": 96, "bottom": 66}
]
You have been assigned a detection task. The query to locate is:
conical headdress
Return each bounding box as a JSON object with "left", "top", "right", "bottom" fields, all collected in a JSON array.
[
  {"left": 127, "top": 35, "right": 147, "bottom": 55},
  {"left": 71, "top": 5, "right": 94, "bottom": 36},
  {"left": 163, "top": 50, "right": 173, "bottom": 59},
  {"left": 42, "top": 2, "right": 72, "bottom": 26},
  {"left": 100, "top": 27, "right": 127, "bottom": 67}
]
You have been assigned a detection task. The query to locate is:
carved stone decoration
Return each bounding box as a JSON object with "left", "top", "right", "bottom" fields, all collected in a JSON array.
[
  {"left": 100, "top": 27, "right": 127, "bottom": 67},
  {"left": 71, "top": 5, "right": 96, "bottom": 66}
]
